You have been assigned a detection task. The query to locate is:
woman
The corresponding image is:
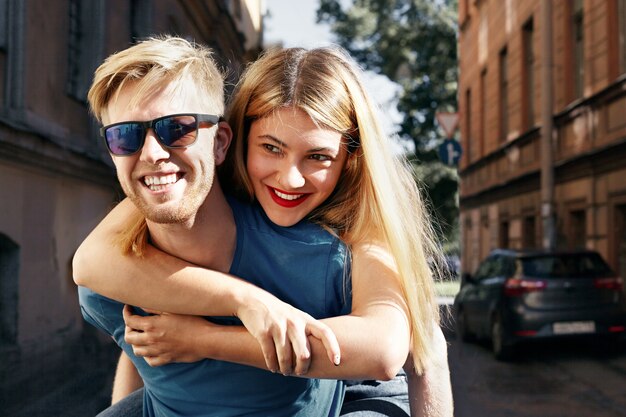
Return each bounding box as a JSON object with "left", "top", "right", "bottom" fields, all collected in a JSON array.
[{"left": 74, "top": 46, "right": 451, "bottom": 416}]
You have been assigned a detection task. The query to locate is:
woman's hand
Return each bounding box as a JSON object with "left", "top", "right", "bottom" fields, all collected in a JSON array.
[
  {"left": 123, "top": 305, "right": 210, "bottom": 367},
  {"left": 236, "top": 292, "right": 341, "bottom": 375}
]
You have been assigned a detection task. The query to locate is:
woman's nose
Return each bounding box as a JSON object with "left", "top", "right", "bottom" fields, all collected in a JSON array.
[{"left": 278, "top": 164, "right": 305, "bottom": 189}]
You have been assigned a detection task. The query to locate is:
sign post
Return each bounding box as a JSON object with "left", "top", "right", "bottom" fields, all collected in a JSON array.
[
  {"left": 436, "top": 112, "right": 462, "bottom": 167},
  {"left": 436, "top": 112, "right": 459, "bottom": 139}
]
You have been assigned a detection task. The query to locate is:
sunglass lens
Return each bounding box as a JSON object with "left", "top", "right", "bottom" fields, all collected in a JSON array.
[
  {"left": 155, "top": 115, "right": 197, "bottom": 147},
  {"left": 105, "top": 124, "right": 144, "bottom": 155}
]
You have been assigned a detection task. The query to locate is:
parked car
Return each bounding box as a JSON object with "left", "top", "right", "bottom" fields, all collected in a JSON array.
[{"left": 454, "top": 249, "right": 626, "bottom": 360}]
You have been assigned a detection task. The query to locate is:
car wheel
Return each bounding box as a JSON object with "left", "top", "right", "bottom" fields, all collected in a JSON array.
[
  {"left": 491, "top": 315, "right": 514, "bottom": 361},
  {"left": 455, "top": 308, "right": 474, "bottom": 342}
]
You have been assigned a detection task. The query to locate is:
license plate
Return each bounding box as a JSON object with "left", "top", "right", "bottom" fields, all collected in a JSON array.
[{"left": 553, "top": 321, "right": 596, "bottom": 335}]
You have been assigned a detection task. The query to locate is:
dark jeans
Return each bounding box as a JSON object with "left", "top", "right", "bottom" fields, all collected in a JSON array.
[
  {"left": 95, "top": 375, "right": 410, "bottom": 417},
  {"left": 340, "top": 372, "right": 410, "bottom": 417},
  {"left": 95, "top": 388, "right": 143, "bottom": 417}
]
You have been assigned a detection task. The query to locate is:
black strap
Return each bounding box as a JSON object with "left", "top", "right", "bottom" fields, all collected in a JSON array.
[{"left": 340, "top": 398, "right": 410, "bottom": 417}]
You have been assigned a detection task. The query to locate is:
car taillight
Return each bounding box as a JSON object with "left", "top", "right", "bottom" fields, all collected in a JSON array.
[
  {"left": 504, "top": 278, "right": 547, "bottom": 296},
  {"left": 593, "top": 277, "right": 623, "bottom": 291}
]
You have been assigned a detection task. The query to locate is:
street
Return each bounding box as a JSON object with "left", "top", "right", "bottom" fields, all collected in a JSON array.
[{"left": 447, "top": 321, "right": 626, "bottom": 417}]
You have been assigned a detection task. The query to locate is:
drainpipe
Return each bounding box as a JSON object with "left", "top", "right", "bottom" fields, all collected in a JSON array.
[{"left": 541, "top": 0, "right": 556, "bottom": 250}]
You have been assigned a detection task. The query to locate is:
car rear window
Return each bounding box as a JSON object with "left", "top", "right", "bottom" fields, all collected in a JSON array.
[{"left": 520, "top": 253, "right": 614, "bottom": 278}]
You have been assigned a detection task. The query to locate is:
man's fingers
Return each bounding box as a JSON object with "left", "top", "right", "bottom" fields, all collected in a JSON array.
[{"left": 307, "top": 322, "right": 341, "bottom": 366}]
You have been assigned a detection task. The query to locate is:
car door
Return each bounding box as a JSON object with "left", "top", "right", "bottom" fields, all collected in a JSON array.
[
  {"left": 461, "top": 256, "right": 495, "bottom": 334},
  {"left": 473, "top": 255, "right": 510, "bottom": 336}
]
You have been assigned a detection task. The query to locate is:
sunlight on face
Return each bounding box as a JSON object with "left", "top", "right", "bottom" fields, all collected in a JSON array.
[{"left": 246, "top": 107, "right": 349, "bottom": 227}]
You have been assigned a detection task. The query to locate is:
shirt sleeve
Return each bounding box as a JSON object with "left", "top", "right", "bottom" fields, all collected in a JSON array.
[{"left": 77, "top": 285, "right": 124, "bottom": 338}]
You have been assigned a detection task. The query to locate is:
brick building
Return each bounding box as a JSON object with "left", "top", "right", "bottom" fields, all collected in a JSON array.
[
  {"left": 458, "top": 0, "right": 626, "bottom": 278},
  {"left": 0, "top": 1, "right": 262, "bottom": 414}
]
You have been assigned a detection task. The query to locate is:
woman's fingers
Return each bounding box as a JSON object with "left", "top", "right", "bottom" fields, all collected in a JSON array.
[
  {"left": 273, "top": 325, "right": 294, "bottom": 375},
  {"left": 287, "top": 323, "right": 312, "bottom": 376},
  {"left": 258, "top": 334, "right": 279, "bottom": 373},
  {"left": 307, "top": 321, "right": 341, "bottom": 366}
]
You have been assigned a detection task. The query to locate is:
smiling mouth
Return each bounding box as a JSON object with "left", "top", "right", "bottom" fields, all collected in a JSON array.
[
  {"left": 143, "top": 173, "right": 181, "bottom": 192},
  {"left": 267, "top": 186, "right": 310, "bottom": 207}
]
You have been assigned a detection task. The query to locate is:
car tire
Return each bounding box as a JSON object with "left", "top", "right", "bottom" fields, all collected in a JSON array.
[
  {"left": 455, "top": 308, "right": 474, "bottom": 342},
  {"left": 491, "top": 315, "right": 514, "bottom": 361}
]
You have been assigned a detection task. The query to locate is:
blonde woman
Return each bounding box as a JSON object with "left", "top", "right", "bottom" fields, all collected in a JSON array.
[{"left": 75, "top": 44, "right": 452, "bottom": 416}]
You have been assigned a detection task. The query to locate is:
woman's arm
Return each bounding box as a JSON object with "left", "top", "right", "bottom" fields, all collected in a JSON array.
[
  {"left": 73, "top": 198, "right": 340, "bottom": 373},
  {"left": 405, "top": 326, "right": 454, "bottom": 417},
  {"left": 125, "top": 242, "right": 411, "bottom": 380}
]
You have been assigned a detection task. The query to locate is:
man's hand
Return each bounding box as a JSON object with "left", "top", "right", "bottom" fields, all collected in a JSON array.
[
  {"left": 123, "top": 302, "right": 341, "bottom": 376},
  {"left": 235, "top": 290, "right": 341, "bottom": 375},
  {"left": 123, "top": 305, "right": 208, "bottom": 366}
]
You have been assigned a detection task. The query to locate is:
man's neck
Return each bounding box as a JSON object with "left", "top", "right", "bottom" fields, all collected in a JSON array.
[{"left": 146, "top": 191, "right": 236, "bottom": 273}]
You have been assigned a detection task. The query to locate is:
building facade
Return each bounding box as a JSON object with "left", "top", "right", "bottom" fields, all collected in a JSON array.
[
  {"left": 0, "top": 0, "right": 262, "bottom": 413},
  {"left": 458, "top": 0, "right": 626, "bottom": 277}
]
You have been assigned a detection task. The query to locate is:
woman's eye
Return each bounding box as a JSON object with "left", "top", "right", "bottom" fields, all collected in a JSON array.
[
  {"left": 309, "top": 154, "right": 332, "bottom": 162},
  {"left": 263, "top": 144, "right": 281, "bottom": 154}
]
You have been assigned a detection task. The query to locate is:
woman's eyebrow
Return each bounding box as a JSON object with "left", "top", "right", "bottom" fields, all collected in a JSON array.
[
  {"left": 257, "top": 133, "right": 339, "bottom": 154},
  {"left": 257, "top": 134, "right": 287, "bottom": 148}
]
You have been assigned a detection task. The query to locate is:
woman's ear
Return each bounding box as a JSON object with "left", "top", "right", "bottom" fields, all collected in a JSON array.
[{"left": 214, "top": 121, "right": 233, "bottom": 165}]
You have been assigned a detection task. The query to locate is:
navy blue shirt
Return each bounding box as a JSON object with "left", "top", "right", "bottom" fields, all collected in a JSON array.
[{"left": 79, "top": 197, "right": 352, "bottom": 417}]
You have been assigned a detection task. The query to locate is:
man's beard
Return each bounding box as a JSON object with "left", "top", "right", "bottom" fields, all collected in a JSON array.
[{"left": 123, "top": 176, "right": 213, "bottom": 225}]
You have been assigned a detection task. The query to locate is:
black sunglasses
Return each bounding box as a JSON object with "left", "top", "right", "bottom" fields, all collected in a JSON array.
[{"left": 100, "top": 113, "right": 221, "bottom": 156}]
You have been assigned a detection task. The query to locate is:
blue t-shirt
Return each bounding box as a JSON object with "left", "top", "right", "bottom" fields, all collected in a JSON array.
[{"left": 79, "top": 197, "right": 352, "bottom": 417}]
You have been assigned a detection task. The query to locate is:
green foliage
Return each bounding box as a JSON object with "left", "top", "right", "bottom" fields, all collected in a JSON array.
[{"left": 317, "top": 0, "right": 460, "bottom": 242}]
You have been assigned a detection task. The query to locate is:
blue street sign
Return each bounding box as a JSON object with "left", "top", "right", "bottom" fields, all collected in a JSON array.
[{"left": 438, "top": 138, "right": 462, "bottom": 167}]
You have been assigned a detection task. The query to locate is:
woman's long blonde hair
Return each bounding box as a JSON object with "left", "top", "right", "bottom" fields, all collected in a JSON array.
[{"left": 221, "top": 46, "right": 441, "bottom": 373}]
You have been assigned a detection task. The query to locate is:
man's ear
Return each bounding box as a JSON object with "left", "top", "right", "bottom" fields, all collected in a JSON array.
[{"left": 214, "top": 121, "right": 233, "bottom": 165}]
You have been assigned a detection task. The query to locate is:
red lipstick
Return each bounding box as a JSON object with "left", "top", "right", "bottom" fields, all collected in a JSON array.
[{"left": 267, "top": 186, "right": 310, "bottom": 208}]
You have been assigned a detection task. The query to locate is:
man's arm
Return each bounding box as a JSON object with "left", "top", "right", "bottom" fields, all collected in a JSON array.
[
  {"left": 111, "top": 352, "right": 143, "bottom": 405},
  {"left": 405, "top": 326, "right": 453, "bottom": 417}
]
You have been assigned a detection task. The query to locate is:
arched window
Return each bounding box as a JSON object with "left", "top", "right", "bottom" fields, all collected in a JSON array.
[{"left": 0, "top": 233, "right": 19, "bottom": 345}]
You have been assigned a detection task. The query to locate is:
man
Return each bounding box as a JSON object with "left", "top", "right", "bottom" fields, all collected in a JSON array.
[{"left": 76, "top": 36, "right": 452, "bottom": 417}]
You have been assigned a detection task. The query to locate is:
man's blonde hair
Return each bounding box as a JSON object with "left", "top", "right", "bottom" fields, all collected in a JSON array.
[
  {"left": 88, "top": 36, "right": 226, "bottom": 255},
  {"left": 88, "top": 35, "right": 225, "bottom": 123},
  {"left": 222, "top": 46, "right": 442, "bottom": 374}
]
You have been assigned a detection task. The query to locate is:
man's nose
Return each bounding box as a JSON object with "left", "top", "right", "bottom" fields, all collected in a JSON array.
[
  {"left": 139, "top": 130, "right": 170, "bottom": 164},
  {"left": 278, "top": 164, "right": 306, "bottom": 189}
]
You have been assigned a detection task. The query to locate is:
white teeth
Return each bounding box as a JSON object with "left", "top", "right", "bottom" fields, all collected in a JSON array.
[
  {"left": 274, "top": 189, "right": 303, "bottom": 200},
  {"left": 144, "top": 174, "right": 178, "bottom": 189}
]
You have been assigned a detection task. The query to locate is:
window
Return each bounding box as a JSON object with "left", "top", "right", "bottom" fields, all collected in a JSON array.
[
  {"left": 67, "top": 0, "right": 104, "bottom": 102},
  {"left": 572, "top": 0, "right": 584, "bottom": 98},
  {"left": 616, "top": 205, "right": 626, "bottom": 282},
  {"left": 131, "top": 0, "right": 153, "bottom": 43},
  {"left": 0, "top": 0, "right": 7, "bottom": 51},
  {"left": 499, "top": 220, "right": 509, "bottom": 249},
  {"left": 522, "top": 18, "right": 535, "bottom": 130},
  {"left": 617, "top": 0, "right": 626, "bottom": 74},
  {"left": 465, "top": 88, "right": 472, "bottom": 162},
  {"left": 523, "top": 215, "right": 536, "bottom": 248},
  {"left": 569, "top": 209, "right": 586, "bottom": 249},
  {"left": 480, "top": 69, "right": 487, "bottom": 156},
  {"left": 499, "top": 48, "right": 508, "bottom": 142},
  {"left": 0, "top": 233, "right": 19, "bottom": 345}
]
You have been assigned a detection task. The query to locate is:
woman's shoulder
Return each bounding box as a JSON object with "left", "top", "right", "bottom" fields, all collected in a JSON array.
[{"left": 351, "top": 241, "right": 393, "bottom": 261}]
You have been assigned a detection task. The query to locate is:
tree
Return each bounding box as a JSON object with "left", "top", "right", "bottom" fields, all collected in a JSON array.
[{"left": 317, "top": 0, "right": 459, "bottom": 243}]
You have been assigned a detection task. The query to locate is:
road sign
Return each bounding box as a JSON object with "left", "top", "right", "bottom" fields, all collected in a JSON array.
[
  {"left": 436, "top": 112, "right": 459, "bottom": 138},
  {"left": 438, "top": 138, "right": 462, "bottom": 167}
]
